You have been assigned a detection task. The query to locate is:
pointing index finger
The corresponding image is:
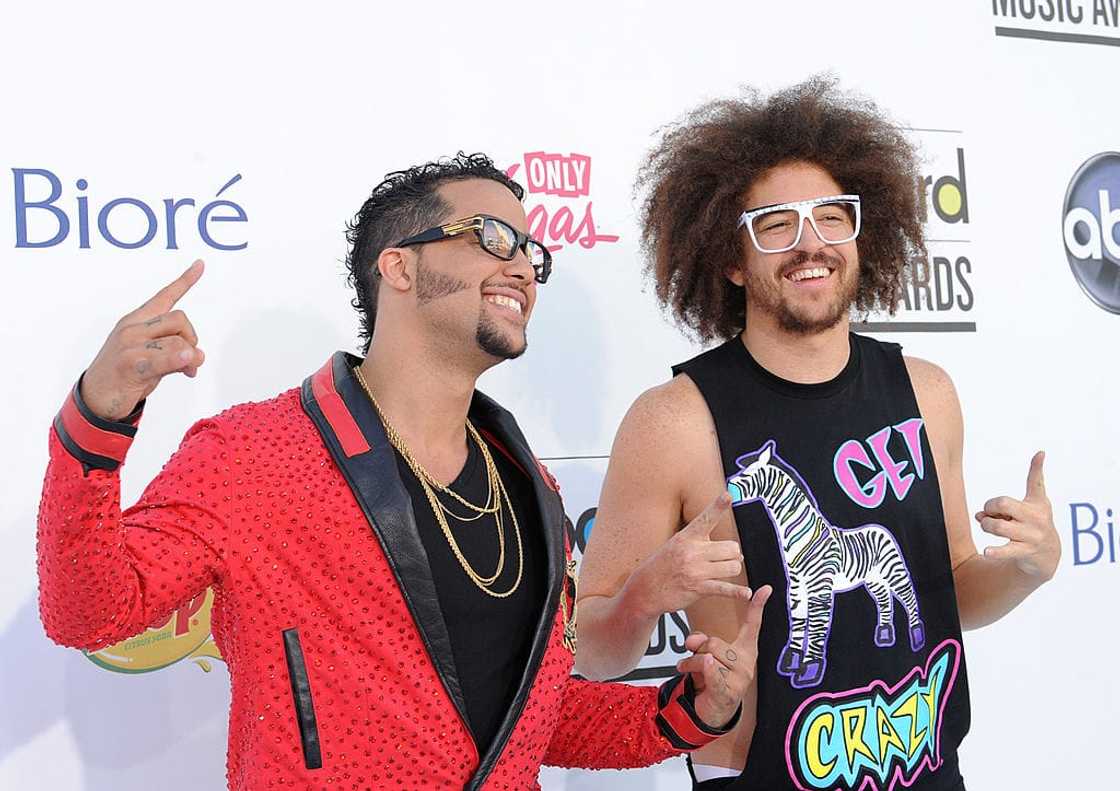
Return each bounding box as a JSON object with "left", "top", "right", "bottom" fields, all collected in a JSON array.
[
  {"left": 685, "top": 492, "right": 732, "bottom": 538},
  {"left": 139, "top": 260, "right": 204, "bottom": 317},
  {"left": 734, "top": 584, "right": 772, "bottom": 647}
]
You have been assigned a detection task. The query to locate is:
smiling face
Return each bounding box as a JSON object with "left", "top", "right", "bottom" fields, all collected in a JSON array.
[
  {"left": 409, "top": 178, "right": 538, "bottom": 363},
  {"left": 730, "top": 161, "right": 860, "bottom": 335}
]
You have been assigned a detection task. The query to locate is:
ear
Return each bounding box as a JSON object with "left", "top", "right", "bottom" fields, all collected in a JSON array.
[
  {"left": 726, "top": 263, "right": 746, "bottom": 287},
  {"left": 758, "top": 441, "right": 774, "bottom": 466},
  {"left": 376, "top": 247, "right": 413, "bottom": 293}
]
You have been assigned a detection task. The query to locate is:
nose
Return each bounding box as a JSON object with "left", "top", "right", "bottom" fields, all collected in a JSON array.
[
  {"left": 503, "top": 247, "right": 535, "bottom": 283},
  {"left": 793, "top": 215, "right": 827, "bottom": 254}
]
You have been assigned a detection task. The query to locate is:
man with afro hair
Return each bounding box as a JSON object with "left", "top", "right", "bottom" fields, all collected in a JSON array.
[{"left": 576, "top": 79, "right": 1060, "bottom": 790}]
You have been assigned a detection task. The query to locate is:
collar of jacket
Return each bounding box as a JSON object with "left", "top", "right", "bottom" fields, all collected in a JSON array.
[{"left": 300, "top": 351, "right": 565, "bottom": 788}]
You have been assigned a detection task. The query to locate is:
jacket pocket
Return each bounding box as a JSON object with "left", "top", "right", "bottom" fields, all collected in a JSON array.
[{"left": 282, "top": 628, "right": 323, "bottom": 770}]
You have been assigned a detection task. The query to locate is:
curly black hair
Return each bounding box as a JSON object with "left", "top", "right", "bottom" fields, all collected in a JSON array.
[
  {"left": 344, "top": 152, "right": 524, "bottom": 353},
  {"left": 636, "top": 76, "right": 926, "bottom": 342}
]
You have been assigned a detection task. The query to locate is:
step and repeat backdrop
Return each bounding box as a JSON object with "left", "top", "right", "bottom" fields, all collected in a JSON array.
[{"left": 2, "top": 1, "right": 1116, "bottom": 789}]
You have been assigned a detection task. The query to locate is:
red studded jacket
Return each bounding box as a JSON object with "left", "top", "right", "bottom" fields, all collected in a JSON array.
[{"left": 38, "top": 352, "right": 732, "bottom": 790}]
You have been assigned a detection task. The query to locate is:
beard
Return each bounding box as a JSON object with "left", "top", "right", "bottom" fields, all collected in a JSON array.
[
  {"left": 476, "top": 312, "right": 527, "bottom": 360},
  {"left": 415, "top": 260, "right": 527, "bottom": 360},
  {"left": 744, "top": 249, "right": 859, "bottom": 335}
]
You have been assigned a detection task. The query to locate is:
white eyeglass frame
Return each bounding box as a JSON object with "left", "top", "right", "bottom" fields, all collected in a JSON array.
[{"left": 737, "top": 194, "right": 862, "bottom": 254}]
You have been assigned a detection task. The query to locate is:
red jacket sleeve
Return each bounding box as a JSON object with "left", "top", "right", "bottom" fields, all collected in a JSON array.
[
  {"left": 37, "top": 381, "right": 232, "bottom": 650},
  {"left": 543, "top": 677, "right": 676, "bottom": 769},
  {"left": 540, "top": 483, "right": 739, "bottom": 770},
  {"left": 543, "top": 672, "right": 740, "bottom": 770}
]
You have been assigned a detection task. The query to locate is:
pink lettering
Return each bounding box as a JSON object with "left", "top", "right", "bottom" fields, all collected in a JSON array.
[
  {"left": 832, "top": 419, "right": 927, "bottom": 508},
  {"left": 527, "top": 204, "right": 548, "bottom": 246},
  {"left": 834, "top": 439, "right": 888, "bottom": 508},
  {"left": 894, "top": 418, "right": 926, "bottom": 480},
  {"left": 549, "top": 206, "right": 575, "bottom": 242},
  {"left": 868, "top": 426, "right": 914, "bottom": 501},
  {"left": 507, "top": 155, "right": 620, "bottom": 252},
  {"left": 521, "top": 152, "right": 592, "bottom": 197},
  {"left": 571, "top": 158, "right": 589, "bottom": 193},
  {"left": 575, "top": 202, "right": 619, "bottom": 249},
  {"left": 525, "top": 202, "right": 618, "bottom": 253}
]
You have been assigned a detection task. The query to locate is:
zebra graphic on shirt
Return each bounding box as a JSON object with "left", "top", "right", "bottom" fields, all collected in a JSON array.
[{"left": 727, "top": 440, "right": 925, "bottom": 689}]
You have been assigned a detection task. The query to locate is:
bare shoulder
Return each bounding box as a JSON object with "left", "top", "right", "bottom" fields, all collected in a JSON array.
[
  {"left": 580, "top": 372, "right": 729, "bottom": 600},
  {"left": 622, "top": 373, "right": 711, "bottom": 429},
  {"left": 903, "top": 356, "right": 960, "bottom": 415},
  {"left": 608, "top": 373, "right": 727, "bottom": 525},
  {"left": 903, "top": 356, "right": 963, "bottom": 456},
  {"left": 612, "top": 373, "right": 716, "bottom": 461}
]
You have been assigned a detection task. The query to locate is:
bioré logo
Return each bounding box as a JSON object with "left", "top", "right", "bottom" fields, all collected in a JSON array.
[{"left": 11, "top": 168, "right": 248, "bottom": 251}]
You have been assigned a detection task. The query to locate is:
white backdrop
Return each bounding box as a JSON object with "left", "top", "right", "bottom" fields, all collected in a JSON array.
[{"left": 2, "top": 1, "right": 1117, "bottom": 788}]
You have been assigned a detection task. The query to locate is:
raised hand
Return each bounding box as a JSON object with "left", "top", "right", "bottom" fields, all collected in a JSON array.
[
  {"left": 79, "top": 260, "right": 206, "bottom": 421},
  {"left": 677, "top": 584, "right": 772, "bottom": 729},
  {"left": 975, "top": 451, "right": 1060, "bottom": 581},
  {"left": 627, "top": 493, "right": 752, "bottom": 619}
]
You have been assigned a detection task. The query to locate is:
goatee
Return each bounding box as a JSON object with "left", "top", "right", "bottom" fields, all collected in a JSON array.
[
  {"left": 477, "top": 315, "right": 527, "bottom": 360},
  {"left": 748, "top": 249, "right": 858, "bottom": 335}
]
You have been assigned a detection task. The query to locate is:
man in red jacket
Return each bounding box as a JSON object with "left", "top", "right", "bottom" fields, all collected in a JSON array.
[{"left": 37, "top": 152, "right": 770, "bottom": 790}]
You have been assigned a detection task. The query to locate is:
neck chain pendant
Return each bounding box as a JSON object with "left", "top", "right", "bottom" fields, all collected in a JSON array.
[{"left": 561, "top": 558, "right": 578, "bottom": 654}]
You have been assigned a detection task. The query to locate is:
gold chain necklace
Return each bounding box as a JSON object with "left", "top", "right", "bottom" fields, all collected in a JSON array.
[{"left": 353, "top": 365, "right": 523, "bottom": 598}]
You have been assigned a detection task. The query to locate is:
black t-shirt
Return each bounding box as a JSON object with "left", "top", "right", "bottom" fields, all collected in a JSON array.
[
  {"left": 393, "top": 430, "right": 546, "bottom": 754},
  {"left": 674, "top": 333, "right": 970, "bottom": 791}
]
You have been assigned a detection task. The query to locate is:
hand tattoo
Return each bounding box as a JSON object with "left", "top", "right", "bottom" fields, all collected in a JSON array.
[{"left": 145, "top": 340, "right": 163, "bottom": 350}]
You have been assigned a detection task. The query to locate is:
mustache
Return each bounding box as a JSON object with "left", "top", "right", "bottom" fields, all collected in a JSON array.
[
  {"left": 480, "top": 278, "right": 530, "bottom": 294},
  {"left": 778, "top": 249, "right": 843, "bottom": 278}
]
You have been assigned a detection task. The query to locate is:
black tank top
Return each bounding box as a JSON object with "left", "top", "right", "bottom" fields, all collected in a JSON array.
[{"left": 674, "top": 333, "right": 970, "bottom": 791}]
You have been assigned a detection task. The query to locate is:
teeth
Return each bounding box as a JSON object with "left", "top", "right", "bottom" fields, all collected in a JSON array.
[
  {"left": 485, "top": 294, "right": 523, "bottom": 314},
  {"left": 788, "top": 267, "right": 831, "bottom": 282}
]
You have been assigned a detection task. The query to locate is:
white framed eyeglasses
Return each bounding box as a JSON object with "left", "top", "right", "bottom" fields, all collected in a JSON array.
[{"left": 737, "top": 194, "right": 861, "bottom": 254}]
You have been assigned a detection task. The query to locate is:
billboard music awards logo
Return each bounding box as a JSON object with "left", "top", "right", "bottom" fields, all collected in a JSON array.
[
  {"left": 84, "top": 588, "right": 224, "bottom": 674},
  {"left": 855, "top": 132, "right": 977, "bottom": 334},
  {"left": 505, "top": 152, "right": 620, "bottom": 254},
  {"left": 10, "top": 168, "right": 249, "bottom": 251},
  {"left": 992, "top": 0, "right": 1120, "bottom": 47},
  {"left": 1062, "top": 152, "right": 1120, "bottom": 314}
]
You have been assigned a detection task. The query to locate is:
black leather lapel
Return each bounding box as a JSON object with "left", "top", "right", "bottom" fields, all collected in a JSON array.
[
  {"left": 299, "top": 352, "right": 472, "bottom": 738},
  {"left": 465, "top": 391, "right": 565, "bottom": 790}
]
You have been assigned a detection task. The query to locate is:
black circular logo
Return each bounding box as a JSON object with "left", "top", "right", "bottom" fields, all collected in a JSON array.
[{"left": 1063, "top": 152, "right": 1120, "bottom": 314}]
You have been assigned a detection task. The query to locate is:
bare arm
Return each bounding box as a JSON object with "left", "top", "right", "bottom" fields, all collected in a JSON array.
[
  {"left": 571, "top": 384, "right": 678, "bottom": 680},
  {"left": 574, "top": 377, "right": 749, "bottom": 681},
  {"left": 575, "top": 375, "right": 762, "bottom": 771},
  {"left": 907, "top": 357, "right": 1060, "bottom": 630}
]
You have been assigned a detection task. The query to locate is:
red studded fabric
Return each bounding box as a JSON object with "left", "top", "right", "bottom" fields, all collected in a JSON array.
[{"left": 37, "top": 387, "right": 681, "bottom": 789}]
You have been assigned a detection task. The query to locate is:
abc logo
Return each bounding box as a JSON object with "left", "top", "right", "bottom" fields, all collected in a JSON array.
[{"left": 1063, "top": 152, "right": 1120, "bottom": 314}]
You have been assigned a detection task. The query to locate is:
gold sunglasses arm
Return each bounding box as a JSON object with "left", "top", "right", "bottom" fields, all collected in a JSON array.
[{"left": 439, "top": 216, "right": 486, "bottom": 237}]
